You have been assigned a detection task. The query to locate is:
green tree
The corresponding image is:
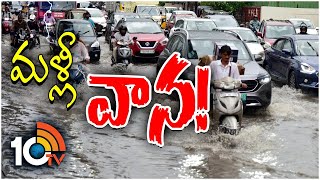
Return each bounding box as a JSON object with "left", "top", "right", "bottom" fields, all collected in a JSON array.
[{"left": 200, "top": 1, "right": 253, "bottom": 14}]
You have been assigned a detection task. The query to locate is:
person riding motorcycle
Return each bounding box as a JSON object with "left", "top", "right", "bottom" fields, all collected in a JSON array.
[
  {"left": 27, "top": 14, "right": 40, "bottom": 45},
  {"left": 112, "top": 25, "right": 133, "bottom": 65},
  {"left": 299, "top": 23, "right": 308, "bottom": 34},
  {"left": 249, "top": 15, "right": 260, "bottom": 34},
  {"left": 63, "top": 31, "right": 90, "bottom": 83},
  {"left": 210, "top": 45, "right": 247, "bottom": 88},
  {"left": 2, "top": 6, "right": 12, "bottom": 20},
  {"left": 44, "top": 10, "right": 56, "bottom": 25},
  {"left": 10, "top": 14, "right": 30, "bottom": 46}
]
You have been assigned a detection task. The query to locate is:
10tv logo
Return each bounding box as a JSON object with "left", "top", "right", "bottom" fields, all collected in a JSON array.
[{"left": 11, "top": 122, "right": 66, "bottom": 166}]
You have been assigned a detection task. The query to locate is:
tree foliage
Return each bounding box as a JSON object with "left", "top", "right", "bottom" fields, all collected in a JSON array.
[{"left": 200, "top": 1, "right": 253, "bottom": 14}]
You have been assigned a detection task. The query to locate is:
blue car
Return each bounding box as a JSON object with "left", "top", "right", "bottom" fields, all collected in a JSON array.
[{"left": 264, "top": 35, "right": 318, "bottom": 89}]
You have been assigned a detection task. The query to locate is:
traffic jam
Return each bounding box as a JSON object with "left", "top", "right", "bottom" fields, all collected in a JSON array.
[{"left": 1, "top": 1, "right": 319, "bottom": 178}]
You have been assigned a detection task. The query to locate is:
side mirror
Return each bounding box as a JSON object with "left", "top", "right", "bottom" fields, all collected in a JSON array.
[
  {"left": 254, "top": 54, "right": 263, "bottom": 61},
  {"left": 282, "top": 49, "right": 292, "bottom": 56},
  {"left": 133, "top": 37, "right": 137, "bottom": 41}
]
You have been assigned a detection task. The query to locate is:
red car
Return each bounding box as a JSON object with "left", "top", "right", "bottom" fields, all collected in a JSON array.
[
  {"left": 112, "top": 18, "right": 168, "bottom": 62},
  {"left": 257, "top": 19, "right": 296, "bottom": 49}
]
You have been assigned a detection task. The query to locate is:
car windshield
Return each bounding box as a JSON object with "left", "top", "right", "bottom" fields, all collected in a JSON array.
[
  {"left": 291, "top": 20, "right": 315, "bottom": 28},
  {"left": 125, "top": 22, "right": 162, "bottom": 34},
  {"left": 230, "top": 29, "right": 258, "bottom": 42},
  {"left": 138, "top": 6, "right": 160, "bottom": 16},
  {"left": 207, "top": 16, "right": 239, "bottom": 27},
  {"left": 114, "top": 14, "right": 139, "bottom": 23},
  {"left": 266, "top": 25, "right": 296, "bottom": 39},
  {"left": 71, "top": 12, "right": 85, "bottom": 19},
  {"left": 295, "top": 39, "right": 319, "bottom": 56},
  {"left": 166, "top": 8, "right": 178, "bottom": 13},
  {"left": 186, "top": 20, "right": 217, "bottom": 30},
  {"left": 58, "top": 21, "right": 95, "bottom": 37},
  {"left": 87, "top": 9, "right": 103, "bottom": 17},
  {"left": 188, "top": 40, "right": 251, "bottom": 62}
]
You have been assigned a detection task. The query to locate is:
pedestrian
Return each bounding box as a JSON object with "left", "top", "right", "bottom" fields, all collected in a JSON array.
[
  {"left": 249, "top": 15, "right": 260, "bottom": 34},
  {"left": 299, "top": 23, "right": 308, "bottom": 34}
]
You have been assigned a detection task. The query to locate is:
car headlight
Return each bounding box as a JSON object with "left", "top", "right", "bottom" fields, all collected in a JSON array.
[
  {"left": 300, "top": 63, "right": 316, "bottom": 74},
  {"left": 263, "top": 42, "right": 271, "bottom": 49},
  {"left": 259, "top": 75, "right": 271, "bottom": 84},
  {"left": 91, "top": 41, "right": 100, "bottom": 48},
  {"left": 160, "top": 38, "right": 168, "bottom": 46}
]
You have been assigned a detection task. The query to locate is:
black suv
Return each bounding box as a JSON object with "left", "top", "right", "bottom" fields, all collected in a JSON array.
[{"left": 157, "top": 30, "right": 272, "bottom": 108}]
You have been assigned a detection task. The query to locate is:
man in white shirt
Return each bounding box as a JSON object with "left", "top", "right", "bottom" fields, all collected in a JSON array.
[{"left": 210, "top": 45, "right": 247, "bottom": 88}]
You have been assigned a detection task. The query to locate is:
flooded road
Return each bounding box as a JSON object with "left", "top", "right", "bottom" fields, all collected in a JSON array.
[{"left": 1, "top": 34, "right": 318, "bottom": 178}]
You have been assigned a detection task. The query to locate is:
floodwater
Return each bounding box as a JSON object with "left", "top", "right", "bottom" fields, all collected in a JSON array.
[{"left": 1, "top": 34, "right": 318, "bottom": 178}]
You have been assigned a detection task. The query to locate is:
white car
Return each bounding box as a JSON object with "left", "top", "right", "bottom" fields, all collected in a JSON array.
[
  {"left": 79, "top": 8, "right": 107, "bottom": 35},
  {"left": 169, "top": 18, "right": 217, "bottom": 37},
  {"left": 217, "top": 27, "right": 266, "bottom": 65},
  {"left": 289, "top": 18, "right": 318, "bottom": 35}
]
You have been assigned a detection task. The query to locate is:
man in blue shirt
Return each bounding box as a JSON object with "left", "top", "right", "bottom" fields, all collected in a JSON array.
[{"left": 83, "top": 11, "right": 95, "bottom": 29}]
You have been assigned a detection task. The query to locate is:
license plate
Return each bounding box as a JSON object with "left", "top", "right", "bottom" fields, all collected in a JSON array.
[
  {"left": 140, "top": 50, "right": 155, "bottom": 54},
  {"left": 220, "top": 92, "right": 238, "bottom": 97}
]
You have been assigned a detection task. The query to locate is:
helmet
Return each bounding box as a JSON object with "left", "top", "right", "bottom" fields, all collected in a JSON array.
[
  {"left": 30, "top": 14, "right": 36, "bottom": 20},
  {"left": 47, "top": 10, "right": 52, "bottom": 14},
  {"left": 300, "top": 23, "right": 308, "bottom": 33},
  {"left": 118, "top": 25, "right": 127, "bottom": 31}
]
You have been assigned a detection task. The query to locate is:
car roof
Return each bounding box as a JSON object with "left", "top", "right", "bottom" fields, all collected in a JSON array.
[
  {"left": 79, "top": 8, "right": 100, "bottom": 11},
  {"left": 283, "top": 34, "right": 319, "bottom": 40},
  {"left": 68, "top": 8, "right": 88, "bottom": 12},
  {"left": 217, "top": 27, "right": 251, "bottom": 31},
  {"left": 114, "top": 12, "right": 139, "bottom": 15},
  {"left": 182, "top": 18, "right": 215, "bottom": 22},
  {"left": 173, "top": 10, "right": 195, "bottom": 14},
  {"left": 59, "top": 19, "right": 90, "bottom": 23},
  {"left": 289, "top": 18, "right": 311, "bottom": 21},
  {"left": 121, "top": 18, "right": 154, "bottom": 22},
  {"left": 264, "top": 19, "right": 293, "bottom": 26},
  {"left": 179, "top": 30, "right": 240, "bottom": 41},
  {"left": 205, "top": 14, "right": 234, "bottom": 17}
]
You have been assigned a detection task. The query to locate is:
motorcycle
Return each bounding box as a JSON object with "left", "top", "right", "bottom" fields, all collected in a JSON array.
[
  {"left": 41, "top": 21, "right": 54, "bottom": 36},
  {"left": 14, "top": 28, "right": 29, "bottom": 48},
  {"left": 111, "top": 40, "right": 132, "bottom": 67},
  {"left": 212, "top": 77, "right": 243, "bottom": 135},
  {"left": 2, "top": 17, "right": 12, "bottom": 34},
  {"left": 28, "top": 30, "right": 38, "bottom": 49}
]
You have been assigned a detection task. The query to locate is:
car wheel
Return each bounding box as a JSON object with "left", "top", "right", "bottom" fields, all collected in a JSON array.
[{"left": 289, "top": 71, "right": 297, "bottom": 89}]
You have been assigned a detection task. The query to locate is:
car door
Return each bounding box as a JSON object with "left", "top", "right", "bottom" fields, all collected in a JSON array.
[
  {"left": 267, "top": 38, "right": 285, "bottom": 79},
  {"left": 278, "top": 38, "right": 294, "bottom": 82},
  {"left": 158, "top": 35, "right": 180, "bottom": 70}
]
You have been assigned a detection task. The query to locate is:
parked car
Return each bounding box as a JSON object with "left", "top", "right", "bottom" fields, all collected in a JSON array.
[
  {"left": 204, "top": 14, "right": 239, "bottom": 27},
  {"left": 65, "top": 8, "right": 88, "bottom": 19},
  {"left": 133, "top": 5, "right": 164, "bottom": 25},
  {"left": 169, "top": 18, "right": 217, "bottom": 37},
  {"left": 263, "top": 34, "right": 318, "bottom": 89},
  {"left": 112, "top": 18, "right": 168, "bottom": 62},
  {"left": 166, "top": 10, "right": 197, "bottom": 32},
  {"left": 157, "top": 30, "right": 272, "bottom": 108},
  {"left": 79, "top": 8, "right": 107, "bottom": 36},
  {"left": 257, "top": 19, "right": 296, "bottom": 49},
  {"left": 50, "top": 19, "right": 100, "bottom": 61},
  {"left": 217, "top": 27, "right": 265, "bottom": 65},
  {"left": 288, "top": 18, "right": 318, "bottom": 35},
  {"left": 105, "top": 12, "right": 140, "bottom": 44}
]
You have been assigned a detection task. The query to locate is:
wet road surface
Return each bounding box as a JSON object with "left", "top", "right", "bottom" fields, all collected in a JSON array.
[{"left": 1, "top": 34, "right": 318, "bottom": 178}]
